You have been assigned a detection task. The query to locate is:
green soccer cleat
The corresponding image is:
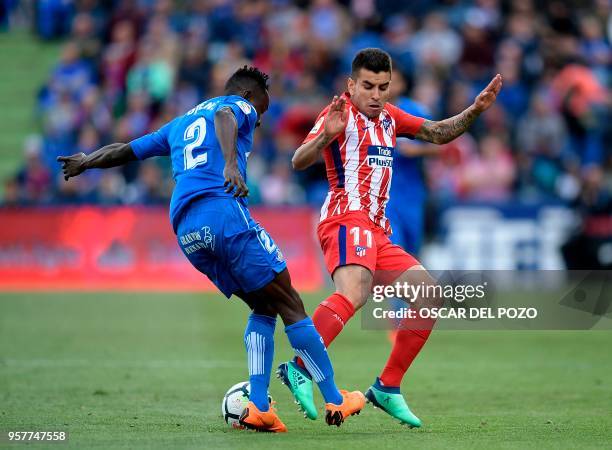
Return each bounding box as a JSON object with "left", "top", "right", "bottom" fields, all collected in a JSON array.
[
  {"left": 365, "top": 384, "right": 422, "bottom": 428},
  {"left": 276, "top": 360, "right": 317, "bottom": 420}
]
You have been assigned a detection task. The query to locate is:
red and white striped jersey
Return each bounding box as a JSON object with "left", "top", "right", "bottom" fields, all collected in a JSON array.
[{"left": 303, "top": 93, "right": 425, "bottom": 234}]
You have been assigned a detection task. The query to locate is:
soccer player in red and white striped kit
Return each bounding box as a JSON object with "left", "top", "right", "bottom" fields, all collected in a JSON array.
[{"left": 277, "top": 48, "right": 502, "bottom": 427}]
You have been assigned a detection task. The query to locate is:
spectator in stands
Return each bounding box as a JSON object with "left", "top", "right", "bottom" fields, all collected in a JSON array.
[
  {"left": 48, "top": 41, "right": 93, "bottom": 101},
  {"left": 71, "top": 12, "right": 101, "bottom": 65},
  {"left": 516, "top": 91, "right": 570, "bottom": 199},
  {"left": 260, "top": 160, "right": 305, "bottom": 206},
  {"left": 461, "top": 134, "right": 516, "bottom": 201},
  {"left": 36, "top": 0, "right": 73, "bottom": 39},
  {"left": 427, "top": 133, "right": 478, "bottom": 202},
  {"left": 125, "top": 161, "right": 169, "bottom": 205},
  {"left": 101, "top": 20, "right": 137, "bottom": 101},
  {"left": 1, "top": 178, "right": 21, "bottom": 206},
  {"left": 410, "top": 12, "right": 462, "bottom": 72},
  {"left": 551, "top": 59, "right": 608, "bottom": 167},
  {"left": 119, "top": 91, "right": 151, "bottom": 141},
  {"left": 6, "top": 0, "right": 608, "bottom": 214},
  {"left": 126, "top": 41, "right": 174, "bottom": 104},
  {"left": 92, "top": 171, "right": 125, "bottom": 206},
  {"left": 78, "top": 87, "right": 113, "bottom": 140},
  {"left": 16, "top": 136, "right": 52, "bottom": 204},
  {"left": 177, "top": 43, "right": 212, "bottom": 98}
]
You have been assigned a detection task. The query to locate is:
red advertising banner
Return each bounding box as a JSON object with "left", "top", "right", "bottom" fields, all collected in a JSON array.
[{"left": 0, "top": 207, "right": 324, "bottom": 292}]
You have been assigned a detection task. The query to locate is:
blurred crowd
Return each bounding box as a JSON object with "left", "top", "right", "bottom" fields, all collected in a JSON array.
[{"left": 1, "top": 0, "right": 611, "bottom": 212}]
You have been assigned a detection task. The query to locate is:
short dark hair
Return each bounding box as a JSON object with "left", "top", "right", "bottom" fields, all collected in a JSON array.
[
  {"left": 224, "top": 65, "right": 269, "bottom": 96},
  {"left": 351, "top": 48, "right": 392, "bottom": 77}
]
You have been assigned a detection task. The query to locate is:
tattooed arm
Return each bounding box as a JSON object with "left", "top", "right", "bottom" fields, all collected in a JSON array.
[
  {"left": 416, "top": 74, "right": 503, "bottom": 145},
  {"left": 416, "top": 105, "right": 481, "bottom": 145}
]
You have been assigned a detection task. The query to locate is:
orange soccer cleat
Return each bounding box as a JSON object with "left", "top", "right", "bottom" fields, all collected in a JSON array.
[
  {"left": 239, "top": 401, "right": 288, "bottom": 433},
  {"left": 325, "top": 390, "right": 366, "bottom": 426}
]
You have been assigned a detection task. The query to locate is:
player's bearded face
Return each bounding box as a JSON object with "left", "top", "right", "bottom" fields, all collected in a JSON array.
[{"left": 348, "top": 69, "right": 391, "bottom": 119}]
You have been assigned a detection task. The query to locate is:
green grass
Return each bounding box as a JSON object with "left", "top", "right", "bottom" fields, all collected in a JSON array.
[
  {"left": 1, "top": 292, "right": 611, "bottom": 449},
  {"left": 0, "top": 31, "right": 61, "bottom": 182}
]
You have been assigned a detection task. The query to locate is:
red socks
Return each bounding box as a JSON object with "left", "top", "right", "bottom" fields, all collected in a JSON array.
[
  {"left": 296, "top": 293, "right": 354, "bottom": 368},
  {"left": 379, "top": 323, "right": 433, "bottom": 387},
  {"left": 297, "top": 293, "right": 434, "bottom": 388}
]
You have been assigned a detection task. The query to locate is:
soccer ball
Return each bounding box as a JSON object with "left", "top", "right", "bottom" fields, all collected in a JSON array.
[{"left": 221, "top": 382, "right": 272, "bottom": 429}]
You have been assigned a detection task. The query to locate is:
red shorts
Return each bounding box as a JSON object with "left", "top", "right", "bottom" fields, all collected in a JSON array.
[{"left": 317, "top": 211, "right": 421, "bottom": 282}]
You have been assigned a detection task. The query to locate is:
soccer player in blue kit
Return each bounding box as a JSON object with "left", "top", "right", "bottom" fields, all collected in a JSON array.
[
  {"left": 386, "top": 69, "right": 438, "bottom": 256},
  {"left": 57, "top": 66, "right": 365, "bottom": 432},
  {"left": 386, "top": 69, "right": 438, "bottom": 347}
]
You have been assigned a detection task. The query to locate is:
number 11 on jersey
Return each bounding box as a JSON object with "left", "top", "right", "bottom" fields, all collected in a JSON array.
[{"left": 350, "top": 226, "right": 372, "bottom": 247}]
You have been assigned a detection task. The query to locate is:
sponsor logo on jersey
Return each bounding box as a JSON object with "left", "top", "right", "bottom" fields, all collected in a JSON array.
[
  {"left": 366, "top": 145, "right": 394, "bottom": 168},
  {"left": 179, "top": 226, "right": 215, "bottom": 254},
  {"left": 236, "top": 101, "right": 252, "bottom": 115},
  {"left": 310, "top": 116, "right": 325, "bottom": 134}
]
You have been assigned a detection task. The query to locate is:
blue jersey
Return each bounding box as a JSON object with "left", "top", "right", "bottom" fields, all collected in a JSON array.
[
  {"left": 388, "top": 97, "right": 431, "bottom": 203},
  {"left": 129, "top": 95, "right": 258, "bottom": 230},
  {"left": 386, "top": 98, "right": 431, "bottom": 255}
]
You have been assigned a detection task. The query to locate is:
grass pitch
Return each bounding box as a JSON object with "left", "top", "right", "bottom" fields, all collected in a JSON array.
[{"left": 1, "top": 292, "right": 611, "bottom": 449}]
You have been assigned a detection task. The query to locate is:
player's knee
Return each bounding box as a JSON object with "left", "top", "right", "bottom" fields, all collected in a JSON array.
[
  {"left": 333, "top": 265, "right": 372, "bottom": 310},
  {"left": 335, "top": 277, "right": 371, "bottom": 310}
]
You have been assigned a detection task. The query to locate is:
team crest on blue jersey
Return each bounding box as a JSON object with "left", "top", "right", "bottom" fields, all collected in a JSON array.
[{"left": 355, "top": 246, "right": 367, "bottom": 257}]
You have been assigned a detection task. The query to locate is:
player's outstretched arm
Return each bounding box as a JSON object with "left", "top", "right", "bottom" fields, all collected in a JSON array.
[
  {"left": 57, "top": 143, "right": 137, "bottom": 180},
  {"left": 215, "top": 107, "right": 249, "bottom": 197},
  {"left": 292, "top": 96, "right": 347, "bottom": 171},
  {"left": 415, "top": 74, "right": 503, "bottom": 145}
]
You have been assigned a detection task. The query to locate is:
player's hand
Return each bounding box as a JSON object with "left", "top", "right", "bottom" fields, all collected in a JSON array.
[
  {"left": 57, "top": 153, "right": 87, "bottom": 180},
  {"left": 323, "top": 95, "right": 348, "bottom": 139},
  {"left": 473, "top": 74, "right": 503, "bottom": 113},
  {"left": 223, "top": 164, "right": 249, "bottom": 197}
]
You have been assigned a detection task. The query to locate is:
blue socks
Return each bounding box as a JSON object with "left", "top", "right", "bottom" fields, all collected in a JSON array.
[
  {"left": 244, "top": 313, "right": 276, "bottom": 412},
  {"left": 245, "top": 315, "right": 344, "bottom": 409},
  {"left": 285, "top": 317, "right": 343, "bottom": 405}
]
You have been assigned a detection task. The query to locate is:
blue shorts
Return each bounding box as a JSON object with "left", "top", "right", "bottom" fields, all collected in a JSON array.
[
  {"left": 176, "top": 197, "right": 287, "bottom": 298},
  {"left": 385, "top": 203, "right": 425, "bottom": 256}
]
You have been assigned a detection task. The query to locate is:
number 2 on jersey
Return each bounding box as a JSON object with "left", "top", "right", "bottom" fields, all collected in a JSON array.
[{"left": 183, "top": 117, "right": 207, "bottom": 170}]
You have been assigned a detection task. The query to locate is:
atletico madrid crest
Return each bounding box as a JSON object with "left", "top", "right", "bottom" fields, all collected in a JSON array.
[
  {"left": 382, "top": 116, "right": 392, "bottom": 134},
  {"left": 355, "top": 246, "right": 367, "bottom": 257}
]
